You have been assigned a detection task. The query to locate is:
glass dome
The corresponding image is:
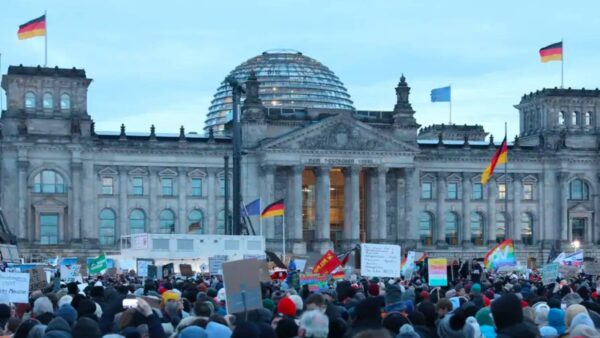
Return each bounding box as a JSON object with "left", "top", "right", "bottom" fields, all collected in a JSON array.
[{"left": 204, "top": 50, "right": 354, "bottom": 133}]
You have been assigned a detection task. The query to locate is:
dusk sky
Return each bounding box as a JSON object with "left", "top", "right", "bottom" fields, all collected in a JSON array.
[{"left": 2, "top": 1, "right": 599, "bottom": 139}]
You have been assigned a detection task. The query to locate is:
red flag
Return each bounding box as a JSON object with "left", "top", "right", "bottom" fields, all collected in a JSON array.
[{"left": 312, "top": 250, "right": 341, "bottom": 275}]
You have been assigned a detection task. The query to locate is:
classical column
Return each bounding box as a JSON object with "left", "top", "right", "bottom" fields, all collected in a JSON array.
[
  {"left": 343, "top": 166, "right": 360, "bottom": 248},
  {"left": 436, "top": 173, "right": 446, "bottom": 246},
  {"left": 207, "top": 168, "right": 217, "bottom": 234},
  {"left": 461, "top": 175, "right": 472, "bottom": 247},
  {"left": 261, "top": 165, "right": 276, "bottom": 240},
  {"left": 395, "top": 172, "right": 405, "bottom": 242},
  {"left": 377, "top": 167, "right": 388, "bottom": 241},
  {"left": 558, "top": 172, "right": 569, "bottom": 242},
  {"left": 178, "top": 167, "right": 187, "bottom": 233},
  {"left": 486, "top": 180, "right": 497, "bottom": 244},
  {"left": 512, "top": 176, "right": 522, "bottom": 242},
  {"left": 17, "top": 159, "right": 28, "bottom": 240},
  {"left": 367, "top": 169, "right": 378, "bottom": 241},
  {"left": 81, "top": 159, "right": 95, "bottom": 242},
  {"left": 315, "top": 166, "right": 332, "bottom": 252},
  {"left": 404, "top": 168, "right": 420, "bottom": 243},
  {"left": 70, "top": 162, "right": 82, "bottom": 241},
  {"left": 149, "top": 169, "right": 158, "bottom": 233},
  {"left": 288, "top": 165, "right": 305, "bottom": 254},
  {"left": 118, "top": 167, "right": 128, "bottom": 236}
]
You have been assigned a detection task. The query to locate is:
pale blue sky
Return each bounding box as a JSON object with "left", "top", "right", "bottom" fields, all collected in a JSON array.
[{"left": 1, "top": 1, "right": 599, "bottom": 139}]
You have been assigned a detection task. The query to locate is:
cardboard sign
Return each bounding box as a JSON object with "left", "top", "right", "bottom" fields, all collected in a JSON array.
[
  {"left": 360, "top": 243, "right": 401, "bottom": 277},
  {"left": 584, "top": 262, "right": 600, "bottom": 276},
  {"left": 257, "top": 261, "right": 271, "bottom": 282},
  {"left": 209, "top": 255, "right": 228, "bottom": 275},
  {"left": 428, "top": 258, "right": 448, "bottom": 287},
  {"left": 0, "top": 272, "right": 30, "bottom": 303},
  {"left": 542, "top": 263, "right": 559, "bottom": 285},
  {"left": 61, "top": 264, "right": 81, "bottom": 283},
  {"left": 179, "top": 264, "right": 194, "bottom": 277},
  {"left": 29, "top": 267, "right": 48, "bottom": 292},
  {"left": 162, "top": 263, "right": 174, "bottom": 278},
  {"left": 222, "top": 259, "right": 262, "bottom": 314},
  {"left": 294, "top": 259, "right": 307, "bottom": 272},
  {"left": 300, "top": 273, "right": 328, "bottom": 292}
]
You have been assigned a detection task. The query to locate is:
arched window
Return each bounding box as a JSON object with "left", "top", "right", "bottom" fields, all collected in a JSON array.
[
  {"left": 470, "top": 212, "right": 484, "bottom": 246},
  {"left": 188, "top": 210, "right": 204, "bottom": 234},
  {"left": 572, "top": 111, "right": 579, "bottom": 126},
  {"left": 129, "top": 209, "right": 146, "bottom": 234},
  {"left": 33, "top": 170, "right": 65, "bottom": 194},
  {"left": 25, "top": 92, "right": 36, "bottom": 108},
  {"left": 444, "top": 212, "right": 458, "bottom": 246},
  {"left": 585, "top": 112, "right": 592, "bottom": 126},
  {"left": 419, "top": 212, "right": 433, "bottom": 246},
  {"left": 43, "top": 93, "right": 53, "bottom": 109},
  {"left": 521, "top": 213, "right": 533, "bottom": 245},
  {"left": 558, "top": 111, "right": 565, "bottom": 125},
  {"left": 569, "top": 179, "right": 589, "bottom": 200},
  {"left": 159, "top": 209, "right": 175, "bottom": 233},
  {"left": 99, "top": 209, "right": 116, "bottom": 245},
  {"left": 217, "top": 210, "right": 227, "bottom": 235},
  {"left": 60, "top": 94, "right": 71, "bottom": 110},
  {"left": 496, "top": 212, "right": 507, "bottom": 243}
]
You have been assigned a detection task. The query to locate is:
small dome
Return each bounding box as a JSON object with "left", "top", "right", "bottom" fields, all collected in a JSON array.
[{"left": 204, "top": 50, "right": 354, "bottom": 133}]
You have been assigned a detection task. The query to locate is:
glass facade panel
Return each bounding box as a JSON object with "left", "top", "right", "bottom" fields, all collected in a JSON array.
[
  {"left": 188, "top": 210, "right": 204, "bottom": 234},
  {"left": 25, "top": 92, "right": 36, "bottom": 108},
  {"left": 569, "top": 179, "right": 589, "bottom": 200},
  {"left": 470, "top": 212, "right": 484, "bottom": 245},
  {"left": 60, "top": 94, "right": 71, "bottom": 110},
  {"left": 191, "top": 178, "right": 202, "bottom": 196},
  {"left": 419, "top": 212, "right": 433, "bottom": 246},
  {"left": 521, "top": 213, "right": 533, "bottom": 245},
  {"left": 102, "top": 177, "right": 113, "bottom": 195},
  {"left": 472, "top": 183, "right": 483, "bottom": 200},
  {"left": 496, "top": 212, "right": 506, "bottom": 243},
  {"left": 447, "top": 182, "right": 458, "bottom": 200},
  {"left": 523, "top": 183, "right": 533, "bottom": 200},
  {"left": 131, "top": 177, "right": 143, "bottom": 195},
  {"left": 99, "top": 209, "right": 116, "bottom": 245},
  {"left": 129, "top": 209, "right": 145, "bottom": 234},
  {"left": 572, "top": 218, "right": 586, "bottom": 243},
  {"left": 162, "top": 178, "right": 173, "bottom": 196},
  {"left": 421, "top": 182, "right": 432, "bottom": 199},
  {"left": 34, "top": 170, "right": 64, "bottom": 194},
  {"left": 43, "top": 93, "right": 53, "bottom": 109},
  {"left": 217, "top": 210, "right": 227, "bottom": 235},
  {"left": 159, "top": 209, "right": 175, "bottom": 233},
  {"left": 444, "top": 212, "right": 458, "bottom": 245},
  {"left": 498, "top": 183, "right": 506, "bottom": 200}
]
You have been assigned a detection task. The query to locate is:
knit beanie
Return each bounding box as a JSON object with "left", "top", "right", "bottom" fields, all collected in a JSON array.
[
  {"left": 72, "top": 317, "right": 101, "bottom": 338},
  {"left": 570, "top": 324, "right": 600, "bottom": 338},
  {"left": 471, "top": 283, "right": 481, "bottom": 296},
  {"left": 179, "top": 326, "right": 208, "bottom": 338},
  {"left": 475, "top": 307, "right": 494, "bottom": 327},
  {"left": 436, "top": 310, "right": 474, "bottom": 338},
  {"left": 367, "top": 283, "right": 380, "bottom": 297},
  {"left": 491, "top": 293, "right": 523, "bottom": 330},
  {"left": 382, "top": 312, "right": 409, "bottom": 335},
  {"left": 569, "top": 312, "right": 594, "bottom": 332},
  {"left": 263, "top": 298, "right": 276, "bottom": 313},
  {"left": 547, "top": 308, "right": 566, "bottom": 335},
  {"left": 397, "top": 324, "right": 420, "bottom": 338},
  {"left": 289, "top": 294, "right": 303, "bottom": 313},
  {"left": 56, "top": 304, "right": 77, "bottom": 326},
  {"left": 539, "top": 326, "right": 559, "bottom": 338},
  {"left": 275, "top": 317, "right": 299, "bottom": 338},
  {"left": 385, "top": 283, "right": 402, "bottom": 306},
  {"left": 277, "top": 297, "right": 297, "bottom": 317},
  {"left": 565, "top": 304, "right": 588, "bottom": 328}
]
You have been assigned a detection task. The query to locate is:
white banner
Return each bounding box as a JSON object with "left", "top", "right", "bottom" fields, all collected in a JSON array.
[
  {"left": 361, "top": 243, "right": 401, "bottom": 278},
  {"left": 0, "top": 272, "right": 30, "bottom": 303}
]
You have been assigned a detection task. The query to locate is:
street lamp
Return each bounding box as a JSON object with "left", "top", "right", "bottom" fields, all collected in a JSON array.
[
  {"left": 571, "top": 240, "right": 580, "bottom": 251},
  {"left": 225, "top": 76, "right": 245, "bottom": 236}
]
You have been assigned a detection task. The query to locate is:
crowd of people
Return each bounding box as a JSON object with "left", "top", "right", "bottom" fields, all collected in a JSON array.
[{"left": 0, "top": 261, "right": 599, "bottom": 338}]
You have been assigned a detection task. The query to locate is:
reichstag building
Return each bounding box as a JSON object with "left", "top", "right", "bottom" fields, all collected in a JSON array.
[{"left": 1, "top": 50, "right": 597, "bottom": 263}]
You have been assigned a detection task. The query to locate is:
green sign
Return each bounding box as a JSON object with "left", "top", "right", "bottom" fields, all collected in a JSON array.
[{"left": 88, "top": 253, "right": 108, "bottom": 274}]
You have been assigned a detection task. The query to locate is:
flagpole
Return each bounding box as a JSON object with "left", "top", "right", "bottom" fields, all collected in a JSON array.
[
  {"left": 504, "top": 121, "right": 509, "bottom": 240},
  {"left": 44, "top": 10, "right": 47, "bottom": 67},
  {"left": 449, "top": 84, "right": 452, "bottom": 124},
  {"left": 0, "top": 53, "right": 3, "bottom": 111},
  {"left": 282, "top": 214, "right": 286, "bottom": 261},
  {"left": 259, "top": 199, "right": 263, "bottom": 236},
  {"left": 561, "top": 38, "right": 564, "bottom": 89}
]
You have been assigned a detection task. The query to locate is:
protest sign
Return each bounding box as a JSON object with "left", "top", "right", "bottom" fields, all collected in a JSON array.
[
  {"left": 209, "top": 255, "right": 228, "bottom": 275},
  {"left": 179, "top": 264, "right": 193, "bottom": 277},
  {"left": 256, "top": 261, "right": 271, "bottom": 282},
  {"left": 294, "top": 259, "right": 307, "bottom": 272},
  {"left": 105, "top": 268, "right": 117, "bottom": 277},
  {"left": 584, "top": 262, "right": 600, "bottom": 276},
  {"left": 428, "top": 258, "right": 448, "bottom": 287},
  {"left": 299, "top": 273, "right": 329, "bottom": 292},
  {"left": 222, "top": 259, "right": 262, "bottom": 314},
  {"left": 148, "top": 265, "right": 158, "bottom": 279},
  {"left": 559, "top": 265, "right": 579, "bottom": 279},
  {"left": 360, "top": 243, "right": 401, "bottom": 277},
  {"left": 61, "top": 264, "right": 81, "bottom": 283},
  {"left": 29, "top": 267, "right": 48, "bottom": 292},
  {"left": 88, "top": 253, "right": 108, "bottom": 275},
  {"left": 0, "top": 272, "right": 30, "bottom": 303},
  {"left": 542, "top": 263, "right": 559, "bottom": 285},
  {"left": 162, "top": 263, "right": 174, "bottom": 278},
  {"left": 136, "top": 259, "right": 153, "bottom": 278}
]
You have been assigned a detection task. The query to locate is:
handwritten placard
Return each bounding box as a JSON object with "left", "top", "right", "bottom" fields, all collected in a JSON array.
[
  {"left": 428, "top": 258, "right": 448, "bottom": 287},
  {"left": 0, "top": 272, "right": 30, "bottom": 303},
  {"left": 542, "top": 263, "right": 559, "bottom": 285},
  {"left": 584, "top": 262, "right": 600, "bottom": 276},
  {"left": 29, "top": 267, "right": 48, "bottom": 292},
  {"left": 559, "top": 265, "right": 580, "bottom": 279},
  {"left": 360, "top": 243, "right": 401, "bottom": 278}
]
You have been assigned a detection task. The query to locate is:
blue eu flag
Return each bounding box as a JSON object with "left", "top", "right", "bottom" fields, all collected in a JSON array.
[
  {"left": 242, "top": 198, "right": 261, "bottom": 216},
  {"left": 431, "top": 86, "right": 451, "bottom": 102}
]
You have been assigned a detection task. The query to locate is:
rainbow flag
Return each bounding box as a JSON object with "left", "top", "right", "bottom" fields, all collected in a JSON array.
[{"left": 484, "top": 239, "right": 516, "bottom": 271}]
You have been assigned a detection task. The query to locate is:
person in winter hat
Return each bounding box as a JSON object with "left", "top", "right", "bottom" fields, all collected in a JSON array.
[
  {"left": 546, "top": 308, "right": 566, "bottom": 335},
  {"left": 276, "top": 297, "right": 297, "bottom": 318},
  {"left": 43, "top": 317, "right": 72, "bottom": 338},
  {"left": 396, "top": 324, "right": 420, "bottom": 338},
  {"left": 436, "top": 309, "right": 474, "bottom": 338},
  {"left": 475, "top": 307, "right": 497, "bottom": 338},
  {"left": 491, "top": 293, "right": 538, "bottom": 338},
  {"left": 568, "top": 312, "right": 595, "bottom": 333},
  {"left": 569, "top": 324, "right": 600, "bottom": 338}
]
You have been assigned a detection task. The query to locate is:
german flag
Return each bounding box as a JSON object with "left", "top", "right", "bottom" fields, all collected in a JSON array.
[
  {"left": 261, "top": 199, "right": 284, "bottom": 219},
  {"left": 539, "top": 41, "right": 563, "bottom": 63},
  {"left": 481, "top": 136, "right": 508, "bottom": 185},
  {"left": 18, "top": 15, "right": 46, "bottom": 40}
]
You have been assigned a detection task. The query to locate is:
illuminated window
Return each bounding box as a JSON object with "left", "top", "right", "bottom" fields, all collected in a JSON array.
[
  {"left": 25, "top": 92, "right": 36, "bottom": 108},
  {"left": 521, "top": 213, "right": 533, "bottom": 245},
  {"left": 523, "top": 183, "right": 533, "bottom": 200},
  {"left": 470, "top": 212, "right": 484, "bottom": 245},
  {"left": 60, "top": 94, "right": 71, "bottom": 110},
  {"left": 43, "top": 93, "right": 53, "bottom": 109},
  {"left": 419, "top": 212, "right": 433, "bottom": 246},
  {"left": 498, "top": 183, "right": 506, "bottom": 200},
  {"left": 101, "top": 177, "right": 113, "bottom": 195},
  {"left": 444, "top": 212, "right": 458, "bottom": 245}
]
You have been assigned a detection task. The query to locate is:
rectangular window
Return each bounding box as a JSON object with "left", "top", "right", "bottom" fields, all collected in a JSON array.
[
  {"left": 40, "top": 214, "right": 58, "bottom": 245},
  {"left": 472, "top": 183, "right": 483, "bottom": 200},
  {"left": 498, "top": 183, "right": 506, "bottom": 200},
  {"left": 420, "top": 182, "right": 433, "bottom": 199},
  {"left": 219, "top": 177, "right": 226, "bottom": 197},
  {"left": 162, "top": 178, "right": 174, "bottom": 196},
  {"left": 131, "top": 177, "right": 143, "bottom": 196},
  {"left": 101, "top": 177, "right": 113, "bottom": 195},
  {"left": 447, "top": 182, "right": 458, "bottom": 200},
  {"left": 191, "top": 178, "right": 202, "bottom": 196},
  {"left": 523, "top": 183, "right": 534, "bottom": 200}
]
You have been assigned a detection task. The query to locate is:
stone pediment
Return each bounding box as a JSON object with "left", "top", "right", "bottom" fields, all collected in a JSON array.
[
  {"left": 98, "top": 167, "right": 118, "bottom": 176},
  {"left": 158, "top": 168, "right": 178, "bottom": 177},
  {"left": 569, "top": 203, "right": 592, "bottom": 214},
  {"left": 32, "top": 196, "right": 67, "bottom": 208},
  {"left": 261, "top": 114, "right": 418, "bottom": 153}
]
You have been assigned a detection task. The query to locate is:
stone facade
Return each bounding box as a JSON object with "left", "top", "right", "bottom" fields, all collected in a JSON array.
[{"left": 2, "top": 65, "right": 600, "bottom": 264}]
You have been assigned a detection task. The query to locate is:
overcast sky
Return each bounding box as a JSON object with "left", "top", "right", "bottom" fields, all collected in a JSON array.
[{"left": 1, "top": 1, "right": 599, "bottom": 139}]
